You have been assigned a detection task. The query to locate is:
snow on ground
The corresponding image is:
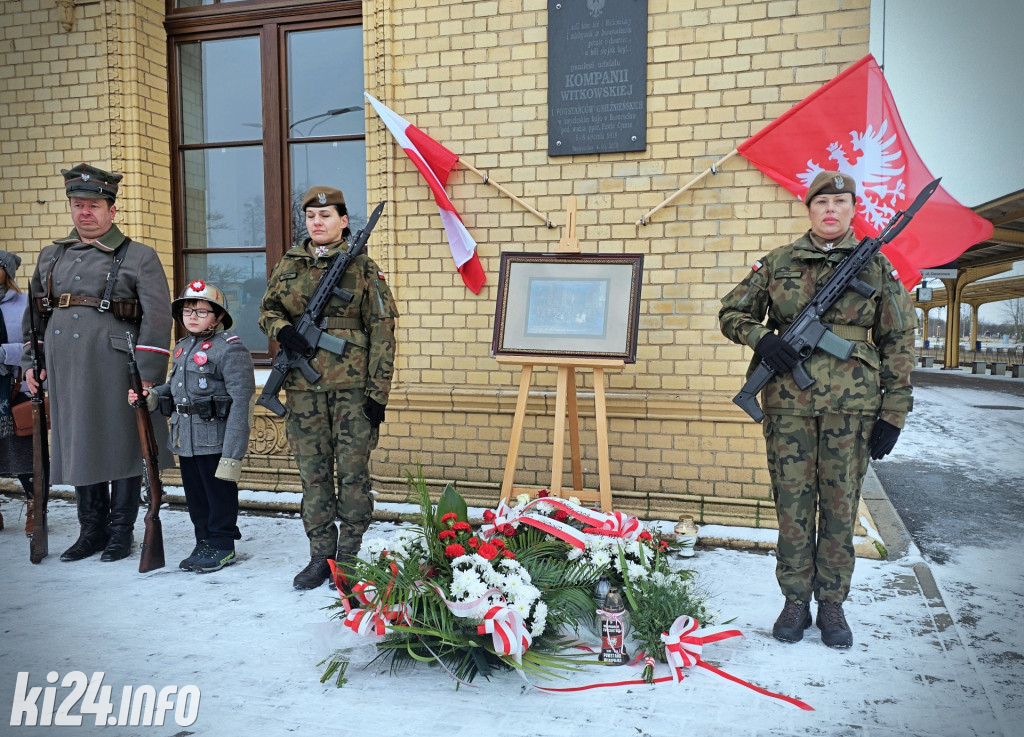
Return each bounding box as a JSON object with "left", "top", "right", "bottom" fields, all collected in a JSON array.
[{"left": 1, "top": 380, "right": 1021, "bottom": 737}]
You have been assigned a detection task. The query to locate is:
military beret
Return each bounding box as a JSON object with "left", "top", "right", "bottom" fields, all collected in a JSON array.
[
  {"left": 0, "top": 250, "right": 21, "bottom": 278},
  {"left": 301, "top": 186, "right": 346, "bottom": 210},
  {"left": 62, "top": 163, "right": 123, "bottom": 201},
  {"left": 804, "top": 170, "right": 857, "bottom": 205}
]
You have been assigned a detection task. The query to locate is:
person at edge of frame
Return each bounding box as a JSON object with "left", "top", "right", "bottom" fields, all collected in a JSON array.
[
  {"left": 718, "top": 170, "right": 916, "bottom": 649},
  {"left": 258, "top": 185, "right": 398, "bottom": 591},
  {"left": 22, "top": 163, "right": 173, "bottom": 563},
  {"left": 0, "top": 251, "right": 34, "bottom": 535},
  {"left": 129, "top": 280, "right": 256, "bottom": 574}
]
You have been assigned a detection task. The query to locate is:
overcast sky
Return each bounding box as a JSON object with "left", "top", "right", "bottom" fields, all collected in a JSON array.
[
  {"left": 870, "top": 0, "right": 1024, "bottom": 323},
  {"left": 870, "top": 0, "right": 1024, "bottom": 208}
]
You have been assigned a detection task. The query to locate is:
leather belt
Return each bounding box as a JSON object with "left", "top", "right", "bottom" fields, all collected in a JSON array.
[{"left": 56, "top": 293, "right": 110, "bottom": 311}]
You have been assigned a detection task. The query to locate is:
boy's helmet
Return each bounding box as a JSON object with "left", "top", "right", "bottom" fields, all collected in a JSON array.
[{"left": 171, "top": 279, "right": 233, "bottom": 329}]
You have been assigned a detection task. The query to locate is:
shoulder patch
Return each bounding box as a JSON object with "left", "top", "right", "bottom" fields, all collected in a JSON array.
[
  {"left": 224, "top": 335, "right": 240, "bottom": 343},
  {"left": 751, "top": 260, "right": 763, "bottom": 272},
  {"left": 890, "top": 269, "right": 900, "bottom": 281},
  {"left": 378, "top": 271, "right": 386, "bottom": 280}
]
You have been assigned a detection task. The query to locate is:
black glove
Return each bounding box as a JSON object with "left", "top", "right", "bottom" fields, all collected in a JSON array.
[
  {"left": 869, "top": 419, "right": 901, "bottom": 460},
  {"left": 363, "top": 397, "right": 386, "bottom": 428},
  {"left": 277, "top": 325, "right": 310, "bottom": 359},
  {"left": 755, "top": 333, "right": 801, "bottom": 374}
]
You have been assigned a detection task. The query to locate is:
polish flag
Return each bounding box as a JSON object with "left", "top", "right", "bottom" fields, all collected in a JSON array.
[
  {"left": 738, "top": 55, "right": 993, "bottom": 290},
  {"left": 364, "top": 93, "right": 485, "bottom": 293}
]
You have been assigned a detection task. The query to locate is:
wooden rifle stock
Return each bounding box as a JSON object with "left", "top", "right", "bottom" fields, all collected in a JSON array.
[
  {"left": 126, "top": 332, "right": 165, "bottom": 572},
  {"left": 28, "top": 289, "right": 49, "bottom": 563}
]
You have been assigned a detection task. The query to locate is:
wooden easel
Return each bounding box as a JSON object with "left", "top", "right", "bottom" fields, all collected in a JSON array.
[{"left": 497, "top": 196, "right": 624, "bottom": 511}]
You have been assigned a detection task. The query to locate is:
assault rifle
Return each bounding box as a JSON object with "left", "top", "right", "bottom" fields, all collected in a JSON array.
[
  {"left": 257, "top": 200, "right": 386, "bottom": 417},
  {"left": 733, "top": 178, "right": 940, "bottom": 423},
  {"left": 28, "top": 293, "right": 49, "bottom": 564},
  {"left": 127, "top": 332, "right": 165, "bottom": 572}
]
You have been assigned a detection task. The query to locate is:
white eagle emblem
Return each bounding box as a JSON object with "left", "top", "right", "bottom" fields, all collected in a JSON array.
[
  {"left": 588, "top": 0, "right": 605, "bottom": 18},
  {"left": 798, "top": 120, "right": 907, "bottom": 229},
  {"left": 317, "top": 192, "right": 327, "bottom": 205}
]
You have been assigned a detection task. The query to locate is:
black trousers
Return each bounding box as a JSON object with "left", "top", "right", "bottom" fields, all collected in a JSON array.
[{"left": 178, "top": 454, "right": 241, "bottom": 551}]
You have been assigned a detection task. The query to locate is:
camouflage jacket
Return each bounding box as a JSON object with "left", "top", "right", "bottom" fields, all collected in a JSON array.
[
  {"left": 258, "top": 240, "right": 398, "bottom": 404},
  {"left": 718, "top": 229, "right": 916, "bottom": 427}
]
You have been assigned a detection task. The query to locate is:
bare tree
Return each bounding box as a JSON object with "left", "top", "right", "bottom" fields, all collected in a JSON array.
[{"left": 1004, "top": 298, "right": 1024, "bottom": 342}]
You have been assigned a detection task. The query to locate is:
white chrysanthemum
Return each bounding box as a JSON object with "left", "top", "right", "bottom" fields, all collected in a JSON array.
[
  {"left": 465, "top": 579, "right": 490, "bottom": 600},
  {"left": 590, "top": 549, "right": 611, "bottom": 567},
  {"left": 529, "top": 600, "right": 548, "bottom": 637},
  {"left": 566, "top": 548, "right": 584, "bottom": 561},
  {"left": 510, "top": 598, "right": 532, "bottom": 618}
]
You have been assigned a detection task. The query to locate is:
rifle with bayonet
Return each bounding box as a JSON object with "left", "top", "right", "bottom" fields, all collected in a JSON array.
[
  {"left": 28, "top": 292, "right": 49, "bottom": 564},
  {"left": 732, "top": 178, "right": 940, "bottom": 423},
  {"left": 257, "top": 200, "right": 386, "bottom": 417},
  {"left": 127, "top": 332, "right": 165, "bottom": 572}
]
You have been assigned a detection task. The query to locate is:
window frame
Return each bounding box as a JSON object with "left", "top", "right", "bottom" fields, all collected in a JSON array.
[{"left": 165, "top": 1, "right": 364, "bottom": 360}]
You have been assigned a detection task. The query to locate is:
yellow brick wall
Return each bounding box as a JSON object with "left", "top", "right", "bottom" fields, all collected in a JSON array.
[
  {"left": 0, "top": 0, "right": 172, "bottom": 281},
  {"left": 365, "top": 0, "right": 870, "bottom": 523},
  {"left": 0, "top": 0, "right": 871, "bottom": 524}
]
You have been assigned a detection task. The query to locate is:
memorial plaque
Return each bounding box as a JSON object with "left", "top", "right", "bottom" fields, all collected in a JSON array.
[{"left": 548, "top": 0, "right": 648, "bottom": 157}]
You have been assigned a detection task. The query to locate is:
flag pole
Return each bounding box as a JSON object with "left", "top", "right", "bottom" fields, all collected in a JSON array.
[
  {"left": 636, "top": 149, "right": 740, "bottom": 226},
  {"left": 458, "top": 160, "right": 554, "bottom": 229}
]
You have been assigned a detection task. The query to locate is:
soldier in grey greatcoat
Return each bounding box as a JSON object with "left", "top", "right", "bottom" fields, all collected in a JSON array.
[
  {"left": 133, "top": 280, "right": 255, "bottom": 573},
  {"left": 259, "top": 186, "right": 398, "bottom": 591},
  {"left": 23, "top": 163, "right": 173, "bottom": 563},
  {"left": 719, "top": 171, "right": 916, "bottom": 649}
]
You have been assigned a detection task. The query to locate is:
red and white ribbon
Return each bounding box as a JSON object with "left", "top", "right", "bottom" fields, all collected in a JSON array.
[{"left": 480, "top": 498, "right": 643, "bottom": 549}]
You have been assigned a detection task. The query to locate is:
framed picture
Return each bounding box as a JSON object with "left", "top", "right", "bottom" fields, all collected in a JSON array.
[{"left": 492, "top": 252, "right": 644, "bottom": 363}]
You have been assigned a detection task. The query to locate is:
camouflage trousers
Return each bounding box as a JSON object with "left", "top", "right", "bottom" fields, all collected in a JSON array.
[
  {"left": 284, "top": 388, "right": 378, "bottom": 557},
  {"left": 763, "top": 412, "right": 873, "bottom": 605}
]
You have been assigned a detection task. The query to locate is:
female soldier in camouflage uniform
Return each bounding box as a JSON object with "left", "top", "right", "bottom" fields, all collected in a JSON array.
[
  {"left": 719, "top": 171, "right": 916, "bottom": 649},
  {"left": 259, "top": 186, "right": 397, "bottom": 590}
]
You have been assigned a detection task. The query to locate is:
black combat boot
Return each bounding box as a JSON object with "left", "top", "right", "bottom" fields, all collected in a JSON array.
[
  {"left": 816, "top": 600, "right": 853, "bottom": 649},
  {"left": 293, "top": 555, "right": 331, "bottom": 590},
  {"left": 772, "top": 600, "right": 812, "bottom": 643},
  {"left": 100, "top": 477, "right": 141, "bottom": 562},
  {"left": 61, "top": 483, "right": 110, "bottom": 562}
]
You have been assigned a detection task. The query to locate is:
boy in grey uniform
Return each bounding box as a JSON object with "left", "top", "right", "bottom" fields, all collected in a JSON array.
[{"left": 130, "top": 280, "right": 255, "bottom": 572}]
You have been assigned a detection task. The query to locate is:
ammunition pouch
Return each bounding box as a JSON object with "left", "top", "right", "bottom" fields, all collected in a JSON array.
[
  {"left": 213, "top": 395, "right": 232, "bottom": 419},
  {"left": 174, "top": 395, "right": 232, "bottom": 420},
  {"left": 158, "top": 394, "right": 174, "bottom": 417}
]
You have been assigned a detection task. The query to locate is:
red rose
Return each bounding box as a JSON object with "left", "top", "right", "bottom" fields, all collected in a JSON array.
[
  {"left": 478, "top": 542, "right": 499, "bottom": 560},
  {"left": 501, "top": 524, "right": 517, "bottom": 536},
  {"left": 444, "top": 543, "right": 466, "bottom": 558},
  {"left": 553, "top": 510, "right": 569, "bottom": 522},
  {"left": 439, "top": 529, "right": 456, "bottom": 541},
  {"left": 483, "top": 510, "right": 496, "bottom": 522},
  {"left": 453, "top": 521, "right": 471, "bottom": 533},
  {"left": 467, "top": 537, "right": 480, "bottom": 549},
  {"left": 537, "top": 489, "right": 550, "bottom": 498}
]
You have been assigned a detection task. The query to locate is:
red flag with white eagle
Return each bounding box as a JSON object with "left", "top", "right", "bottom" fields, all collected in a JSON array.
[
  {"left": 737, "top": 55, "right": 993, "bottom": 290},
  {"left": 364, "top": 93, "right": 485, "bottom": 294}
]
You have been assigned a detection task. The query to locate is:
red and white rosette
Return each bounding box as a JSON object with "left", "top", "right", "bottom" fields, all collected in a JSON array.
[
  {"left": 431, "top": 586, "right": 533, "bottom": 663},
  {"left": 328, "top": 559, "right": 410, "bottom": 637},
  {"left": 660, "top": 616, "right": 814, "bottom": 710}
]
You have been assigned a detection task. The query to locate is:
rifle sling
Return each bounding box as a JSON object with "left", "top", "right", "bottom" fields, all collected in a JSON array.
[{"left": 777, "top": 323, "right": 870, "bottom": 342}]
